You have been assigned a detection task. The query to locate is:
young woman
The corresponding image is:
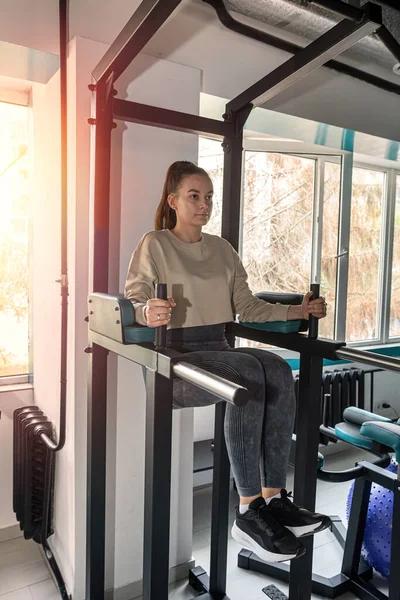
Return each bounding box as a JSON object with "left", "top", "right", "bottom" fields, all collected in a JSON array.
[{"left": 125, "top": 160, "right": 329, "bottom": 564}]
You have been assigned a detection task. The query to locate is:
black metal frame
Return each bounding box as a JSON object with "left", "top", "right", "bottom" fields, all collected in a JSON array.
[
  {"left": 342, "top": 461, "right": 400, "bottom": 600},
  {"left": 204, "top": 0, "right": 400, "bottom": 97},
  {"left": 87, "top": 2, "right": 400, "bottom": 599},
  {"left": 239, "top": 455, "right": 400, "bottom": 600}
]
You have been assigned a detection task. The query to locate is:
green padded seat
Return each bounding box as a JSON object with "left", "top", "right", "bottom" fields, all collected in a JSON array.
[
  {"left": 119, "top": 290, "right": 305, "bottom": 344},
  {"left": 239, "top": 292, "right": 304, "bottom": 334},
  {"left": 126, "top": 320, "right": 301, "bottom": 343},
  {"left": 238, "top": 320, "right": 303, "bottom": 333},
  {"left": 334, "top": 423, "right": 377, "bottom": 450},
  {"left": 124, "top": 320, "right": 302, "bottom": 344},
  {"left": 360, "top": 421, "right": 400, "bottom": 462},
  {"left": 118, "top": 297, "right": 136, "bottom": 326},
  {"left": 124, "top": 325, "right": 155, "bottom": 344},
  {"left": 112, "top": 297, "right": 155, "bottom": 343},
  {"left": 335, "top": 407, "right": 392, "bottom": 451}
]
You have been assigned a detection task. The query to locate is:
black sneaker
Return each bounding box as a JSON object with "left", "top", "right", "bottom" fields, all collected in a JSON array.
[
  {"left": 231, "top": 497, "right": 306, "bottom": 563},
  {"left": 266, "top": 490, "right": 331, "bottom": 538}
]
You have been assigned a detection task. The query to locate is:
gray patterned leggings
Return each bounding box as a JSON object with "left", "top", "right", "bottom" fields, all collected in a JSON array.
[{"left": 168, "top": 325, "right": 296, "bottom": 497}]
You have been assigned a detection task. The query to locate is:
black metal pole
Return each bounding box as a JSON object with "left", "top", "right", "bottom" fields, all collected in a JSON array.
[
  {"left": 86, "top": 342, "right": 108, "bottom": 600},
  {"left": 209, "top": 402, "right": 230, "bottom": 597},
  {"left": 341, "top": 476, "right": 371, "bottom": 578},
  {"left": 90, "top": 75, "right": 114, "bottom": 292},
  {"left": 221, "top": 106, "right": 252, "bottom": 252},
  {"left": 86, "top": 74, "right": 114, "bottom": 600},
  {"left": 206, "top": 105, "right": 251, "bottom": 598},
  {"left": 308, "top": 0, "right": 364, "bottom": 20},
  {"left": 113, "top": 99, "right": 230, "bottom": 138},
  {"left": 203, "top": 0, "right": 400, "bottom": 97},
  {"left": 226, "top": 14, "right": 381, "bottom": 112},
  {"left": 376, "top": 26, "right": 400, "bottom": 63},
  {"left": 93, "top": 0, "right": 183, "bottom": 84},
  {"left": 289, "top": 353, "right": 323, "bottom": 600},
  {"left": 308, "top": 283, "right": 320, "bottom": 340},
  {"left": 376, "top": 0, "right": 400, "bottom": 12},
  {"left": 54, "top": 0, "right": 69, "bottom": 453},
  {"left": 143, "top": 370, "right": 174, "bottom": 600},
  {"left": 388, "top": 484, "right": 400, "bottom": 600},
  {"left": 155, "top": 283, "right": 167, "bottom": 350}
]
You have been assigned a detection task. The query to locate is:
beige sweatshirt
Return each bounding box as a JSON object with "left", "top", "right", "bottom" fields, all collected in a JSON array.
[{"left": 125, "top": 229, "right": 290, "bottom": 329}]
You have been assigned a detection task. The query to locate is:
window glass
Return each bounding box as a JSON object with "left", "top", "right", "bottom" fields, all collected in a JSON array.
[
  {"left": 0, "top": 102, "right": 30, "bottom": 377},
  {"left": 389, "top": 175, "right": 400, "bottom": 338},
  {"left": 319, "top": 161, "right": 341, "bottom": 339},
  {"left": 346, "top": 167, "right": 385, "bottom": 342},
  {"left": 198, "top": 137, "right": 223, "bottom": 236}
]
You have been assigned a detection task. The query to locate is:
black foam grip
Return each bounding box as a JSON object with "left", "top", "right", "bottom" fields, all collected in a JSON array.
[
  {"left": 308, "top": 283, "right": 320, "bottom": 339},
  {"left": 155, "top": 283, "right": 167, "bottom": 350}
]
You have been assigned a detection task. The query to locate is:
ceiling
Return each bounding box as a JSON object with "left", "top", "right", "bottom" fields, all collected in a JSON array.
[{"left": 225, "top": 0, "right": 400, "bottom": 76}]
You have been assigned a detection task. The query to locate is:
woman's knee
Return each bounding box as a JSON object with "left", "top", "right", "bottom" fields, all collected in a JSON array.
[
  {"left": 235, "top": 348, "right": 293, "bottom": 382},
  {"left": 177, "top": 350, "right": 265, "bottom": 398}
]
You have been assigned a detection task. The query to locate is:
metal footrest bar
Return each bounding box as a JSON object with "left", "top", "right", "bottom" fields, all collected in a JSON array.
[
  {"left": 263, "top": 584, "right": 289, "bottom": 600},
  {"left": 331, "top": 515, "right": 347, "bottom": 549},
  {"left": 237, "top": 544, "right": 373, "bottom": 600},
  {"left": 348, "top": 575, "right": 388, "bottom": 600},
  {"left": 238, "top": 549, "right": 373, "bottom": 599}
]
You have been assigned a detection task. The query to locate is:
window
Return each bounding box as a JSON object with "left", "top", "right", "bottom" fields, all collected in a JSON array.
[
  {"left": 0, "top": 102, "right": 30, "bottom": 378},
  {"left": 346, "top": 167, "right": 385, "bottom": 342},
  {"left": 198, "top": 137, "right": 223, "bottom": 236},
  {"left": 390, "top": 175, "right": 400, "bottom": 338},
  {"left": 319, "top": 161, "right": 341, "bottom": 340},
  {"left": 198, "top": 136, "right": 400, "bottom": 347},
  {"left": 242, "top": 152, "right": 315, "bottom": 296}
]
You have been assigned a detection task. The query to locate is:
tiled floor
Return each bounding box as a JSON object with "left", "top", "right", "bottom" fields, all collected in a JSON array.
[
  {"left": 0, "top": 537, "right": 59, "bottom": 599},
  {"left": 0, "top": 447, "right": 390, "bottom": 599}
]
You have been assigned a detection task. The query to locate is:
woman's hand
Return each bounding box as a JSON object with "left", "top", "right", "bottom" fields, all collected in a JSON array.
[
  {"left": 301, "top": 291, "right": 327, "bottom": 320},
  {"left": 144, "top": 297, "right": 176, "bottom": 327}
]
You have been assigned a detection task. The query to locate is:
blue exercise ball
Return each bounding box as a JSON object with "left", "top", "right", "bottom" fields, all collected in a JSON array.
[{"left": 346, "top": 458, "right": 398, "bottom": 578}]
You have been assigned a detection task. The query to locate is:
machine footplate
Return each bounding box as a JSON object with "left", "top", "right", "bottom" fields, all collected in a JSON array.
[{"left": 262, "top": 584, "right": 288, "bottom": 599}]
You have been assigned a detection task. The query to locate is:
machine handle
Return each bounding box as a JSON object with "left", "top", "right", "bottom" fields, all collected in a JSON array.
[
  {"left": 155, "top": 283, "right": 167, "bottom": 350},
  {"left": 172, "top": 362, "right": 249, "bottom": 407},
  {"left": 308, "top": 283, "right": 320, "bottom": 340}
]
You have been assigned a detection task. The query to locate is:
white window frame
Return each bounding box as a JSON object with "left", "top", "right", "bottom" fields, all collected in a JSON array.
[
  {"left": 241, "top": 139, "right": 400, "bottom": 346},
  {"left": 0, "top": 96, "right": 32, "bottom": 383},
  {"left": 0, "top": 374, "right": 30, "bottom": 387}
]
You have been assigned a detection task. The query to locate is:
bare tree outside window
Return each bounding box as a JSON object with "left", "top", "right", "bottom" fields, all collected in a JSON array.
[
  {"left": 242, "top": 152, "right": 315, "bottom": 297},
  {"left": 346, "top": 167, "right": 385, "bottom": 342},
  {"left": 198, "top": 137, "right": 223, "bottom": 237},
  {"left": 319, "top": 161, "right": 341, "bottom": 339},
  {"left": 390, "top": 175, "right": 400, "bottom": 338},
  {"left": 199, "top": 142, "right": 316, "bottom": 348},
  {"left": 240, "top": 152, "right": 315, "bottom": 347},
  {"left": 199, "top": 138, "right": 396, "bottom": 347},
  {"left": 0, "top": 103, "right": 30, "bottom": 377}
]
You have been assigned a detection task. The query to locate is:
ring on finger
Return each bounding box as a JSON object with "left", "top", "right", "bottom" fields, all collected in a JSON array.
[{"left": 157, "top": 314, "right": 160, "bottom": 320}]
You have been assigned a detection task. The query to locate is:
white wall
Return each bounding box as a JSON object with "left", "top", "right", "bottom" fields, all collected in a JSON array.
[{"left": 0, "top": 0, "right": 59, "bottom": 55}]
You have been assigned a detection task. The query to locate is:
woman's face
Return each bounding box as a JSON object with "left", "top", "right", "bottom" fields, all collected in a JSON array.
[{"left": 168, "top": 174, "right": 213, "bottom": 229}]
